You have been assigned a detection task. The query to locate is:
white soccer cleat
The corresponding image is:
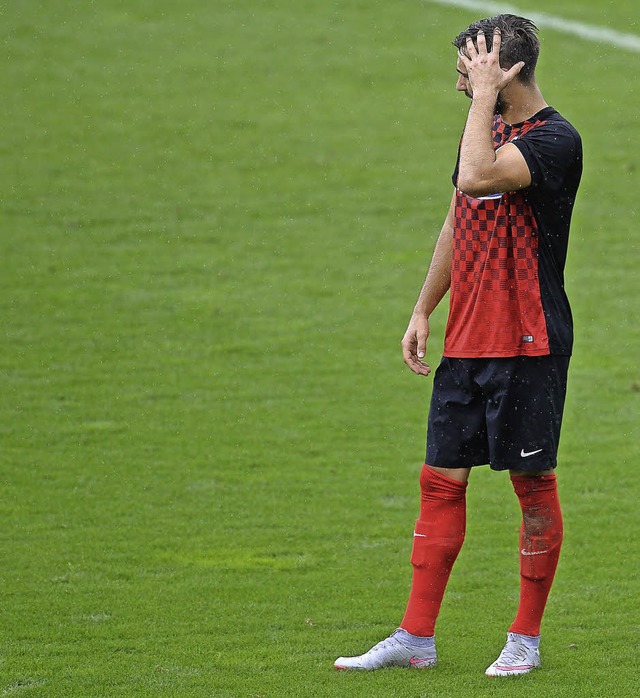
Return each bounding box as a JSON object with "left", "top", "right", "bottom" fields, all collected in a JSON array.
[
  {"left": 485, "top": 632, "right": 541, "bottom": 677},
  {"left": 334, "top": 629, "right": 437, "bottom": 671}
]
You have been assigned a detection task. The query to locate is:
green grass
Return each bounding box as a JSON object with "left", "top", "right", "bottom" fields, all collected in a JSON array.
[{"left": 1, "top": 1, "right": 639, "bottom": 696}]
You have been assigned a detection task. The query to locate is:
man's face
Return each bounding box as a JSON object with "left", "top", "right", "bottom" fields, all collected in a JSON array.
[{"left": 455, "top": 55, "right": 472, "bottom": 99}]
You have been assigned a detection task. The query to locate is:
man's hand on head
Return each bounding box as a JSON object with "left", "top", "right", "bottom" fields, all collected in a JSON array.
[{"left": 459, "top": 29, "right": 525, "bottom": 99}]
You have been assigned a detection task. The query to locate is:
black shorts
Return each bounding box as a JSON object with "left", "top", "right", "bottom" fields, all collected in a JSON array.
[{"left": 426, "top": 355, "right": 570, "bottom": 472}]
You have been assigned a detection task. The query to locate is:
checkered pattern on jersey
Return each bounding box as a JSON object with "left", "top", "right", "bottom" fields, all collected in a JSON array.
[
  {"left": 446, "top": 115, "right": 550, "bottom": 357},
  {"left": 452, "top": 192, "right": 539, "bottom": 302},
  {"left": 492, "top": 114, "right": 545, "bottom": 148}
]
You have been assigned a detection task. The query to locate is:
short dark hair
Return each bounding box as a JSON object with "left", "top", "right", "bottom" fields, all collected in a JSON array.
[{"left": 453, "top": 14, "right": 540, "bottom": 82}]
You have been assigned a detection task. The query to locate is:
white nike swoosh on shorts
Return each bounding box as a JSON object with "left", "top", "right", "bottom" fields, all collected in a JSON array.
[{"left": 520, "top": 448, "right": 543, "bottom": 458}]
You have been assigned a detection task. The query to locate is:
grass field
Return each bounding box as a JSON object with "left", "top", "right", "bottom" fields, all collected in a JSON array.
[{"left": 1, "top": 1, "right": 639, "bottom": 696}]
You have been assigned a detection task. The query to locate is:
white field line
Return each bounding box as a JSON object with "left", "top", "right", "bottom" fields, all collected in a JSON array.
[{"left": 424, "top": 0, "right": 640, "bottom": 52}]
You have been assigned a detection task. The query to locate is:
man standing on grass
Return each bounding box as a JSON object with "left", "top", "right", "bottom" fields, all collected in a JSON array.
[{"left": 335, "top": 15, "right": 582, "bottom": 676}]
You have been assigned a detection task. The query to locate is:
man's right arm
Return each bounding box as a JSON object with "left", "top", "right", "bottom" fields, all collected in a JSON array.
[{"left": 401, "top": 190, "right": 456, "bottom": 376}]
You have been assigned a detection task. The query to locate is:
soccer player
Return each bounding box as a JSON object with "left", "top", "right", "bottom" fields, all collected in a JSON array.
[{"left": 334, "top": 15, "right": 582, "bottom": 677}]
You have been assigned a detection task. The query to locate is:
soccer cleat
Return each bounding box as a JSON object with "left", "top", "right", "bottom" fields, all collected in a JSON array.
[
  {"left": 485, "top": 632, "right": 541, "bottom": 677},
  {"left": 334, "top": 629, "right": 437, "bottom": 671}
]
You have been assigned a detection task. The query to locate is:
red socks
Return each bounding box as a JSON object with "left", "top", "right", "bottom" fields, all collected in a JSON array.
[
  {"left": 400, "top": 465, "right": 467, "bottom": 636},
  {"left": 509, "top": 473, "right": 564, "bottom": 637},
  {"left": 399, "top": 467, "right": 562, "bottom": 638}
]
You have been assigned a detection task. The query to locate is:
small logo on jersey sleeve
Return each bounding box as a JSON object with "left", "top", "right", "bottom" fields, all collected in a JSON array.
[{"left": 522, "top": 335, "right": 534, "bottom": 343}]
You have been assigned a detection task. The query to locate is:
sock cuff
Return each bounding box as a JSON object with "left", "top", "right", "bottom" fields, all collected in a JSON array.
[
  {"left": 509, "top": 632, "right": 541, "bottom": 649},
  {"left": 396, "top": 628, "right": 436, "bottom": 647},
  {"left": 422, "top": 464, "right": 468, "bottom": 496},
  {"left": 510, "top": 472, "right": 557, "bottom": 497}
]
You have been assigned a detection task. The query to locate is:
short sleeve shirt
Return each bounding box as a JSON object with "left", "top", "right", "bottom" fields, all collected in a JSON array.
[{"left": 444, "top": 107, "right": 583, "bottom": 358}]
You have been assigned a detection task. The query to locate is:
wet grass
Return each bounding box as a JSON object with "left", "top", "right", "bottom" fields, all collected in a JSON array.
[{"left": 1, "top": 1, "right": 638, "bottom": 696}]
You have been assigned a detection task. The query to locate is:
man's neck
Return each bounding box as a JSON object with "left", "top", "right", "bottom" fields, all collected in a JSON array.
[{"left": 498, "top": 81, "right": 548, "bottom": 124}]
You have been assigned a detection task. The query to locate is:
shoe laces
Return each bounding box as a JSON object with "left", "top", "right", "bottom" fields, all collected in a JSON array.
[
  {"left": 368, "top": 631, "right": 408, "bottom": 656},
  {"left": 498, "top": 640, "right": 531, "bottom": 664},
  {"left": 370, "top": 636, "right": 398, "bottom": 654}
]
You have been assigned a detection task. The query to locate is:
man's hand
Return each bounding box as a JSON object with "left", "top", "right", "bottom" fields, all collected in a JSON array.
[
  {"left": 460, "top": 29, "right": 525, "bottom": 97},
  {"left": 401, "top": 314, "right": 432, "bottom": 376}
]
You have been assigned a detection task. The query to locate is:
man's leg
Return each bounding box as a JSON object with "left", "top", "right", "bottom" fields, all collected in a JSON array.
[
  {"left": 486, "top": 469, "right": 563, "bottom": 677},
  {"left": 510, "top": 470, "right": 563, "bottom": 636},
  {"left": 400, "top": 464, "right": 469, "bottom": 635},
  {"left": 334, "top": 464, "right": 469, "bottom": 671}
]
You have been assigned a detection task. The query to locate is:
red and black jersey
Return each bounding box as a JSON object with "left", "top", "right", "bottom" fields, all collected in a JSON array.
[{"left": 444, "top": 107, "right": 582, "bottom": 358}]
